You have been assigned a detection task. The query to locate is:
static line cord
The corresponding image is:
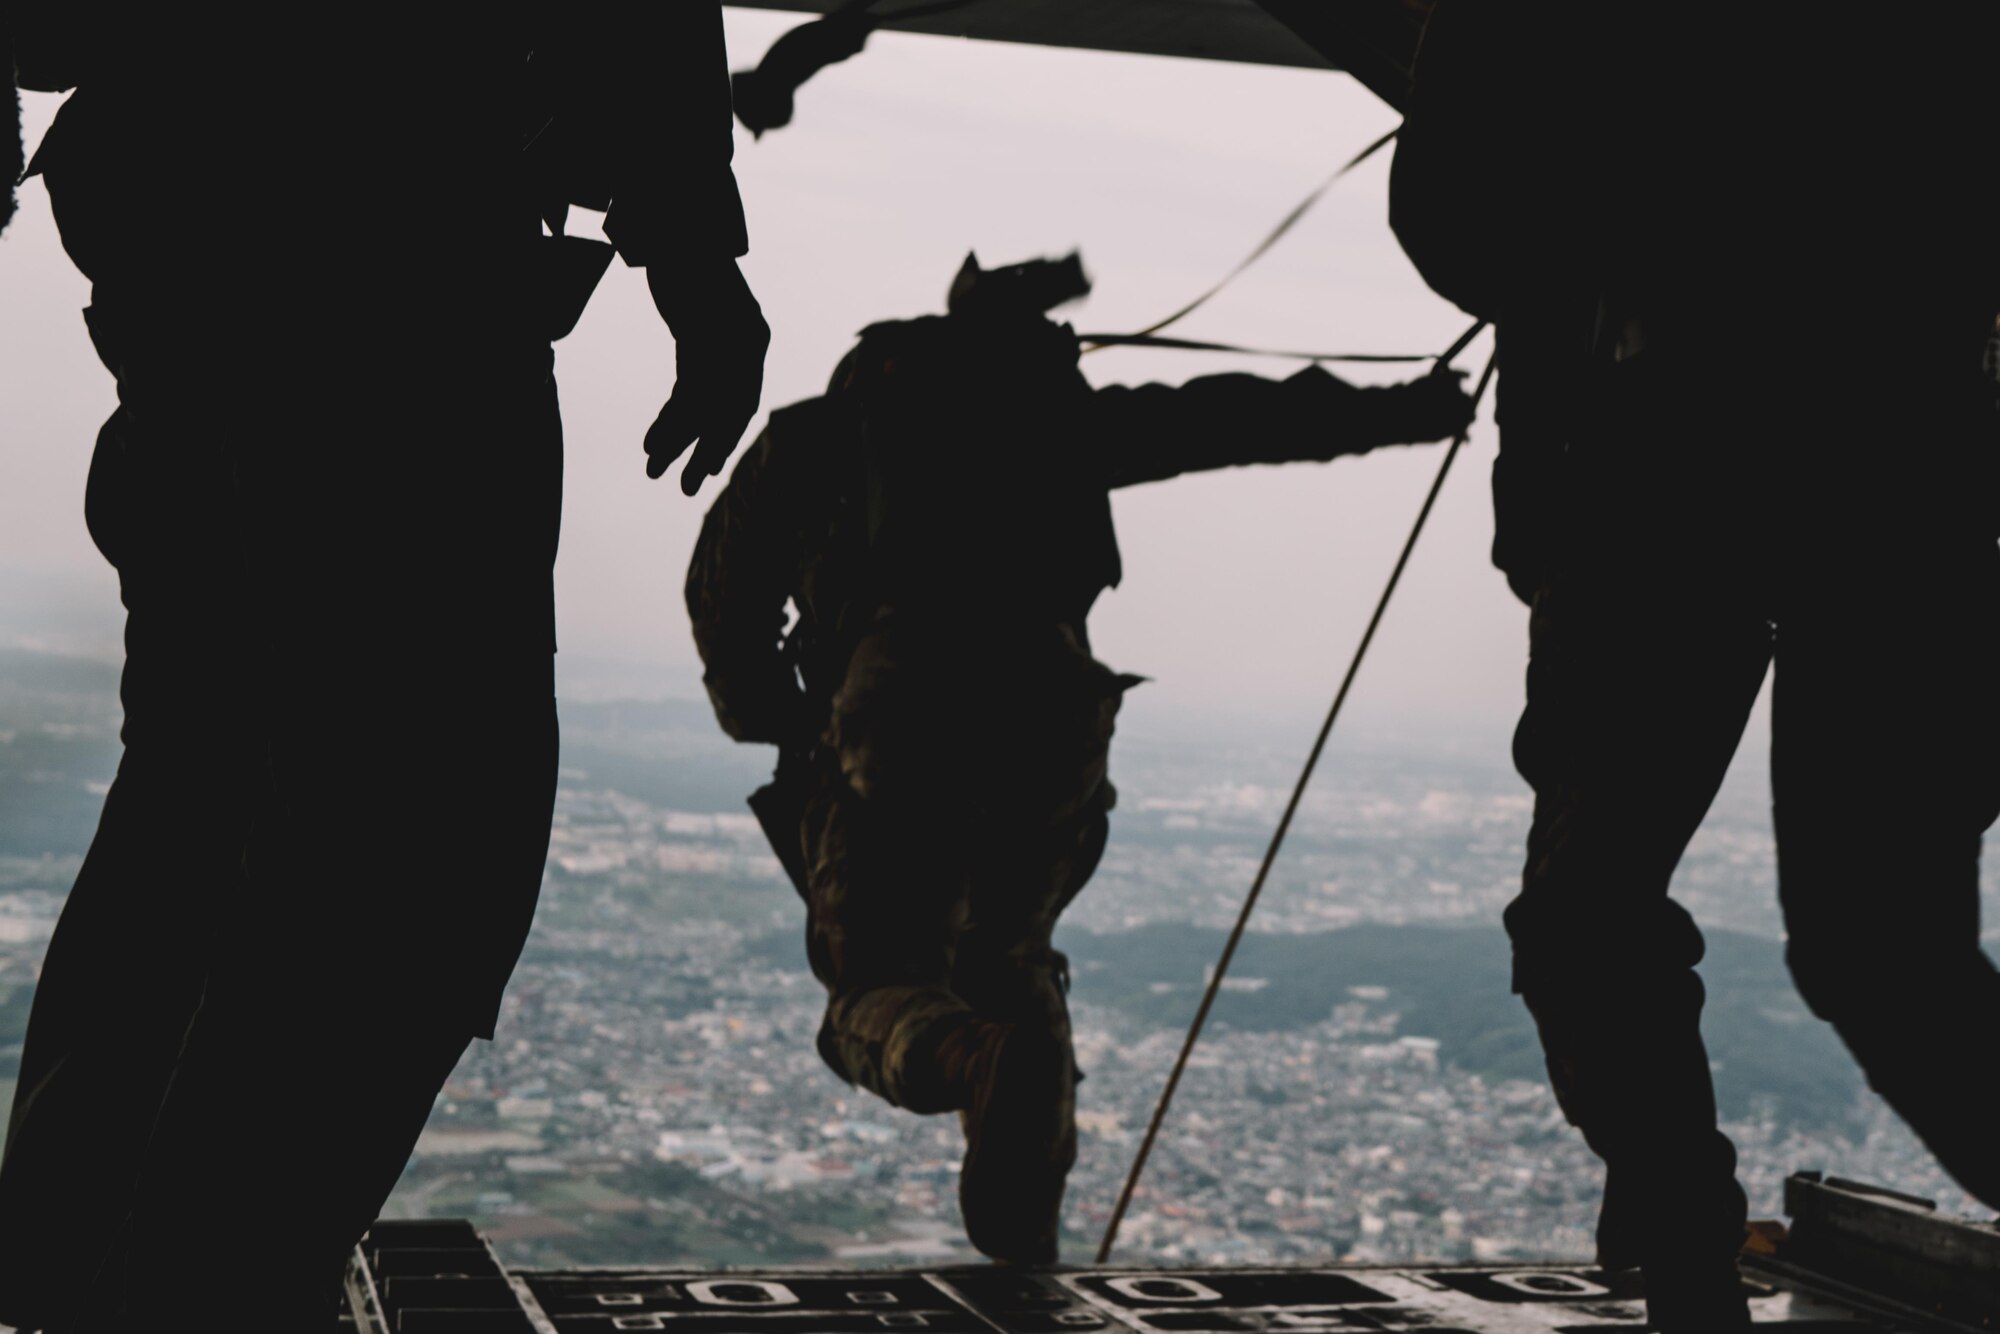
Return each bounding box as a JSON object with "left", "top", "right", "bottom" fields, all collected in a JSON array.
[
  {"left": 1079, "top": 126, "right": 1400, "bottom": 357},
  {"left": 1094, "top": 326, "right": 1494, "bottom": 1265}
]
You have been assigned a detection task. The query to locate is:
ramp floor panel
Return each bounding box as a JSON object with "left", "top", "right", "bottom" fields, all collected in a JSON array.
[{"left": 506, "top": 1266, "right": 1892, "bottom": 1332}]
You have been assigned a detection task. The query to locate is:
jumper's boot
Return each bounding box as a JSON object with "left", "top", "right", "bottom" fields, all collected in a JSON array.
[{"left": 933, "top": 1020, "right": 1076, "bottom": 1264}]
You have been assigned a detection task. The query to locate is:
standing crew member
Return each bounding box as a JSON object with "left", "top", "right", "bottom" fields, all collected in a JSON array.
[
  {"left": 1391, "top": 5, "right": 2000, "bottom": 1328},
  {"left": 0, "top": 10, "right": 767, "bottom": 1328}
]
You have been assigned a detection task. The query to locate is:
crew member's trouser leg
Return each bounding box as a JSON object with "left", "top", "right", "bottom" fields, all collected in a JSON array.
[
  {"left": 1501, "top": 345, "right": 1775, "bottom": 1315},
  {"left": 0, "top": 781, "right": 216, "bottom": 1330},
  {"left": 104, "top": 340, "right": 559, "bottom": 1331},
  {"left": 1777, "top": 530, "right": 2000, "bottom": 1208},
  {"left": 100, "top": 987, "right": 473, "bottom": 1331},
  {"left": 1506, "top": 576, "right": 1771, "bottom": 1280},
  {"left": 95, "top": 664, "right": 557, "bottom": 1333},
  {"left": 5, "top": 289, "right": 561, "bottom": 1331},
  {"left": 0, "top": 400, "right": 251, "bottom": 1330}
]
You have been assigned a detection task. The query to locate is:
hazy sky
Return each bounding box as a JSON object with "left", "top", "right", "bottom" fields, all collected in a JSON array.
[{"left": 1, "top": 12, "right": 1761, "bottom": 757}]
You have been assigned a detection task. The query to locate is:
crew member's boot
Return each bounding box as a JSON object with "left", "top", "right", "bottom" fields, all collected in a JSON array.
[
  {"left": 1592, "top": 1160, "right": 1752, "bottom": 1328},
  {"left": 1641, "top": 1256, "right": 1752, "bottom": 1332},
  {"left": 1523, "top": 981, "right": 1751, "bottom": 1331},
  {"left": 932, "top": 1020, "right": 1076, "bottom": 1264}
]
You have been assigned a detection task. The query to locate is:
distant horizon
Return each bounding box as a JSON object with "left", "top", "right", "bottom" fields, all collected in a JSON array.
[{"left": 0, "top": 630, "right": 1775, "bottom": 785}]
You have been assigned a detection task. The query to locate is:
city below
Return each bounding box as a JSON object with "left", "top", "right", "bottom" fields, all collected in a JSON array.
[{"left": 0, "top": 651, "right": 1991, "bottom": 1272}]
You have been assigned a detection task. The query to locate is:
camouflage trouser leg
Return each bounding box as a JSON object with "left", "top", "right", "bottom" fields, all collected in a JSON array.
[
  {"left": 803, "top": 778, "right": 1109, "bottom": 1114},
  {"left": 801, "top": 775, "right": 968, "bottom": 1111},
  {"left": 805, "top": 615, "right": 1127, "bottom": 1114}
]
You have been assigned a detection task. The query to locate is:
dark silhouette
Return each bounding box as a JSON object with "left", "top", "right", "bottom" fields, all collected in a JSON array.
[
  {"left": 686, "top": 252, "right": 1474, "bottom": 1263},
  {"left": 728, "top": 0, "right": 989, "bottom": 139},
  {"left": 1391, "top": 6, "right": 2000, "bottom": 1329},
  {"left": 0, "top": 10, "right": 765, "bottom": 1330},
  {"left": 731, "top": 2, "right": 875, "bottom": 138}
]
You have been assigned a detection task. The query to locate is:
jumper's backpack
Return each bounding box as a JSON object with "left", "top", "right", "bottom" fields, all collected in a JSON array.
[
  {"left": 753, "top": 255, "right": 1140, "bottom": 868},
  {"left": 823, "top": 252, "right": 1123, "bottom": 635}
]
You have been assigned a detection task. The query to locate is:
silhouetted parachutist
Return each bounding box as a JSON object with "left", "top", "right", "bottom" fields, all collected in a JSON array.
[{"left": 687, "top": 250, "right": 1473, "bottom": 1264}]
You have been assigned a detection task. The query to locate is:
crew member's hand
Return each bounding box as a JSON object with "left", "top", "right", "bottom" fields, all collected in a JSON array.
[
  {"left": 1373, "top": 369, "right": 1477, "bottom": 445},
  {"left": 644, "top": 256, "right": 771, "bottom": 495}
]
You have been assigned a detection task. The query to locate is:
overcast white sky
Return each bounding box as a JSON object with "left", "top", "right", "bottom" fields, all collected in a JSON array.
[{"left": 2, "top": 12, "right": 1747, "bottom": 758}]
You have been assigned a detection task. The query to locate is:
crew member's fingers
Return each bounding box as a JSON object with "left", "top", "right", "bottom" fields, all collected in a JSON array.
[
  {"left": 645, "top": 389, "right": 701, "bottom": 479},
  {"left": 680, "top": 440, "right": 712, "bottom": 496},
  {"left": 682, "top": 406, "right": 758, "bottom": 495}
]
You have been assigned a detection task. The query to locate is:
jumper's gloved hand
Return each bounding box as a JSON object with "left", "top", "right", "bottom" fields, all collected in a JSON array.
[
  {"left": 645, "top": 256, "right": 771, "bottom": 495},
  {"left": 1347, "top": 368, "right": 1477, "bottom": 448}
]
